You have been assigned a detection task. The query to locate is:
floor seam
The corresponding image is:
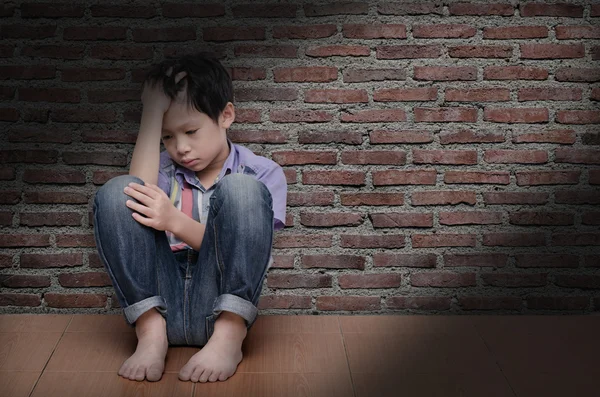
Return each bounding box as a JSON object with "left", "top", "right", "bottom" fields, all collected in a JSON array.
[
  {"left": 337, "top": 315, "right": 357, "bottom": 397},
  {"left": 28, "top": 315, "right": 74, "bottom": 397}
]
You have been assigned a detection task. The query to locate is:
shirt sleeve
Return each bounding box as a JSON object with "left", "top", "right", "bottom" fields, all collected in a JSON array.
[
  {"left": 256, "top": 163, "right": 287, "bottom": 231},
  {"left": 157, "top": 151, "right": 172, "bottom": 196}
]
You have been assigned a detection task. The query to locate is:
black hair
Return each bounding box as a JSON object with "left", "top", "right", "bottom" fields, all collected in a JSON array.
[{"left": 142, "top": 52, "right": 233, "bottom": 126}]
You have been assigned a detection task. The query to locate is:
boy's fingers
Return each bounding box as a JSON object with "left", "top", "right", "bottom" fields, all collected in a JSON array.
[{"left": 126, "top": 200, "right": 150, "bottom": 216}]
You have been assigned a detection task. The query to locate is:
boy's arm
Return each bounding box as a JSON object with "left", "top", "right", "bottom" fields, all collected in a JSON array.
[
  {"left": 169, "top": 209, "right": 206, "bottom": 251},
  {"left": 129, "top": 108, "right": 163, "bottom": 185}
]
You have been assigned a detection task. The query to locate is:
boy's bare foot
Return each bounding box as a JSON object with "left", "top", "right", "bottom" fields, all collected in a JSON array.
[
  {"left": 178, "top": 311, "right": 247, "bottom": 383},
  {"left": 119, "top": 308, "right": 168, "bottom": 382}
]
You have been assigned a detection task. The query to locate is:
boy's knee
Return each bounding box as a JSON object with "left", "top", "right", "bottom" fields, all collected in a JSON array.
[
  {"left": 95, "top": 175, "right": 144, "bottom": 208},
  {"left": 217, "top": 173, "right": 271, "bottom": 203}
]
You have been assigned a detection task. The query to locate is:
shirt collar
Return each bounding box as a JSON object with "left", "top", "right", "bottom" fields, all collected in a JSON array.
[{"left": 174, "top": 137, "right": 235, "bottom": 187}]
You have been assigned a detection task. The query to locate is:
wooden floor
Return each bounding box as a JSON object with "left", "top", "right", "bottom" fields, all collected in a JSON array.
[{"left": 0, "top": 314, "right": 598, "bottom": 397}]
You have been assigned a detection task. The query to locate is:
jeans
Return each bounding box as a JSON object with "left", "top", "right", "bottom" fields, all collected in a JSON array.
[{"left": 92, "top": 173, "right": 274, "bottom": 346}]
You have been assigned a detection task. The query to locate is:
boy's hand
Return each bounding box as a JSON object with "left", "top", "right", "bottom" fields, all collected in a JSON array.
[
  {"left": 123, "top": 182, "right": 178, "bottom": 231},
  {"left": 141, "top": 66, "right": 188, "bottom": 113}
]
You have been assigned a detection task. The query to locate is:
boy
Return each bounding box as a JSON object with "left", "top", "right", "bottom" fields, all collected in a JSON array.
[{"left": 92, "top": 52, "right": 287, "bottom": 383}]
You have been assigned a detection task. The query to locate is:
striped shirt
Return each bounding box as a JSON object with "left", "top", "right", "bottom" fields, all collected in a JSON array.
[{"left": 156, "top": 138, "right": 287, "bottom": 268}]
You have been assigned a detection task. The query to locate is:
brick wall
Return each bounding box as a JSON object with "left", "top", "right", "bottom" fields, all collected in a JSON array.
[{"left": 1, "top": 0, "right": 599, "bottom": 315}]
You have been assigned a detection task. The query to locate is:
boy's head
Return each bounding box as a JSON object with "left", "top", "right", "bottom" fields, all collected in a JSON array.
[{"left": 143, "top": 52, "right": 235, "bottom": 173}]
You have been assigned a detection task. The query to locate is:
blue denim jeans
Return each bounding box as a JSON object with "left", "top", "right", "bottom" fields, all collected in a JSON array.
[{"left": 92, "top": 173, "right": 274, "bottom": 346}]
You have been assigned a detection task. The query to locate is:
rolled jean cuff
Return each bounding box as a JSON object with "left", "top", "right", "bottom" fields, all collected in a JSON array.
[
  {"left": 123, "top": 296, "right": 167, "bottom": 325},
  {"left": 212, "top": 293, "right": 258, "bottom": 328}
]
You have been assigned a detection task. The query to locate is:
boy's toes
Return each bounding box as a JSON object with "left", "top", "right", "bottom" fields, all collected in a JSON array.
[
  {"left": 134, "top": 367, "right": 146, "bottom": 381},
  {"left": 209, "top": 371, "right": 220, "bottom": 382},
  {"left": 190, "top": 368, "right": 205, "bottom": 383},
  {"left": 199, "top": 369, "right": 213, "bottom": 383},
  {"left": 147, "top": 364, "right": 163, "bottom": 382}
]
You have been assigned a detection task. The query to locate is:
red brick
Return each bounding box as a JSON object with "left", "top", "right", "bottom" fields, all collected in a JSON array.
[
  {"left": 374, "top": 87, "right": 437, "bottom": 102},
  {"left": 555, "top": 149, "right": 600, "bottom": 164},
  {"left": 341, "top": 109, "right": 406, "bottom": 122},
  {"left": 478, "top": 193, "right": 538, "bottom": 211},
  {"left": 0, "top": 234, "right": 50, "bottom": 247},
  {"left": 413, "top": 149, "right": 477, "bottom": 164},
  {"left": 23, "top": 169, "right": 86, "bottom": 184},
  {"left": 554, "top": 191, "right": 599, "bottom": 205},
  {"left": 590, "top": 170, "right": 600, "bottom": 185},
  {"left": 372, "top": 169, "right": 436, "bottom": 185},
  {"left": 449, "top": 3, "right": 513, "bottom": 15},
  {"left": 515, "top": 170, "right": 580, "bottom": 185},
  {"left": 270, "top": 109, "right": 333, "bottom": 123},
  {"left": 343, "top": 68, "right": 406, "bottom": 83},
  {"left": 582, "top": 212, "right": 600, "bottom": 225},
  {"left": 235, "top": 88, "right": 297, "bottom": 102},
  {"left": 24, "top": 191, "right": 88, "bottom": 204},
  {"left": 229, "top": 67, "right": 267, "bottom": 81},
  {"left": 552, "top": 233, "right": 600, "bottom": 246},
  {"left": 555, "top": 68, "right": 600, "bottom": 82},
  {"left": 18, "top": 88, "right": 80, "bottom": 103},
  {"left": 484, "top": 66, "right": 548, "bottom": 80},
  {"left": 446, "top": 88, "right": 510, "bottom": 102},
  {"left": 272, "top": 151, "right": 336, "bottom": 165},
  {"left": 45, "top": 293, "right": 107, "bottom": 308},
  {"left": 414, "top": 66, "right": 476, "bottom": 81},
  {"left": 376, "top": 45, "right": 442, "bottom": 59},
  {"left": 0, "top": 150, "right": 58, "bottom": 163},
  {"left": 21, "top": 3, "right": 85, "bottom": 17},
  {"left": 413, "top": 24, "right": 475, "bottom": 38},
  {"left": 0, "top": 167, "right": 15, "bottom": 180},
  {"left": 62, "top": 151, "right": 128, "bottom": 166},
  {"left": 266, "top": 274, "right": 332, "bottom": 288},
  {"left": 8, "top": 128, "right": 72, "bottom": 143},
  {"left": 61, "top": 67, "right": 125, "bottom": 82},
  {"left": 509, "top": 211, "right": 574, "bottom": 226},
  {"left": 370, "top": 212, "right": 432, "bottom": 228},
  {"left": 56, "top": 234, "right": 96, "bottom": 247},
  {"left": 0, "top": 212, "right": 12, "bottom": 226},
  {"left": 484, "top": 149, "right": 548, "bottom": 163},
  {"left": 412, "top": 191, "right": 477, "bottom": 205},
  {"left": 556, "top": 110, "right": 600, "bottom": 124},
  {"left": 229, "top": 129, "right": 286, "bottom": 144},
  {"left": 387, "top": 296, "right": 451, "bottom": 310},
  {"left": 63, "top": 26, "right": 127, "bottom": 41},
  {"left": 21, "top": 253, "right": 83, "bottom": 268},
  {"left": 444, "top": 171, "right": 510, "bottom": 184},
  {"left": 339, "top": 274, "right": 401, "bottom": 288},
  {"left": 0, "top": 293, "right": 41, "bottom": 307},
  {"left": 444, "top": 254, "right": 508, "bottom": 268},
  {"left": 273, "top": 234, "right": 332, "bottom": 248},
  {"left": 0, "top": 274, "right": 50, "bottom": 288},
  {"left": 58, "top": 272, "right": 112, "bottom": 287},
  {"left": 131, "top": 25, "right": 196, "bottom": 43},
  {"left": 526, "top": 296, "right": 588, "bottom": 311},
  {"left": 232, "top": 4, "right": 296, "bottom": 18},
  {"left": 302, "top": 171, "right": 365, "bottom": 186},
  {"left": 301, "top": 255, "right": 365, "bottom": 270},
  {"left": 449, "top": 45, "right": 513, "bottom": 58},
  {"left": 1, "top": 24, "right": 57, "bottom": 39},
  {"left": 414, "top": 107, "right": 477, "bottom": 122},
  {"left": 154, "top": 4, "right": 210, "bottom": 18},
  {"left": 90, "top": 45, "right": 153, "bottom": 61},
  {"left": 274, "top": 66, "right": 337, "bottom": 83},
  {"left": 484, "top": 107, "right": 548, "bottom": 123},
  {"left": 287, "top": 191, "right": 334, "bottom": 206},
  {"left": 378, "top": 3, "right": 443, "bottom": 15},
  {"left": 520, "top": 43, "right": 584, "bottom": 59},
  {"left": 440, "top": 211, "right": 503, "bottom": 225},
  {"left": 340, "top": 192, "right": 404, "bottom": 206},
  {"left": 343, "top": 24, "right": 406, "bottom": 39},
  {"left": 459, "top": 296, "right": 521, "bottom": 310},
  {"left": 411, "top": 272, "right": 476, "bottom": 287},
  {"left": 304, "top": 3, "right": 368, "bottom": 16},
  {"left": 340, "top": 235, "right": 405, "bottom": 248},
  {"left": 307, "top": 45, "right": 371, "bottom": 57},
  {"left": 298, "top": 131, "right": 361, "bottom": 145},
  {"left": 483, "top": 233, "right": 546, "bottom": 246},
  {"left": 370, "top": 130, "right": 433, "bottom": 144},
  {"left": 0, "top": 254, "right": 12, "bottom": 268},
  {"left": 274, "top": 24, "right": 336, "bottom": 39},
  {"left": 341, "top": 150, "right": 406, "bottom": 165},
  {"left": 373, "top": 253, "right": 437, "bottom": 268},
  {"left": 483, "top": 26, "right": 547, "bottom": 39},
  {"left": 518, "top": 87, "right": 582, "bottom": 101},
  {"left": 305, "top": 89, "right": 367, "bottom": 103},
  {"left": 257, "top": 295, "right": 311, "bottom": 309},
  {"left": 512, "top": 129, "right": 576, "bottom": 144},
  {"left": 22, "top": 45, "right": 85, "bottom": 59},
  {"left": 412, "top": 234, "right": 476, "bottom": 248},
  {"left": 316, "top": 296, "right": 380, "bottom": 311},
  {"left": 20, "top": 212, "right": 81, "bottom": 226},
  {"left": 271, "top": 255, "right": 294, "bottom": 269},
  {"left": 300, "top": 212, "right": 363, "bottom": 227},
  {"left": 235, "top": 45, "right": 297, "bottom": 58},
  {"left": 520, "top": 3, "right": 583, "bottom": 17},
  {"left": 92, "top": 171, "right": 128, "bottom": 185}
]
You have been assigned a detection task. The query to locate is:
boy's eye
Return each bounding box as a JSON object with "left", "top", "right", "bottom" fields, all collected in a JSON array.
[
  {"left": 186, "top": 129, "right": 197, "bottom": 135},
  {"left": 162, "top": 135, "right": 171, "bottom": 140}
]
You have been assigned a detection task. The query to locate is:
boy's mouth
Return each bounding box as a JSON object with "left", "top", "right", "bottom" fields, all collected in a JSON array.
[{"left": 182, "top": 159, "right": 198, "bottom": 166}]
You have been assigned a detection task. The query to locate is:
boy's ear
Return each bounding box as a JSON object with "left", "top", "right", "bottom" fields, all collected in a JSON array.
[{"left": 220, "top": 102, "right": 235, "bottom": 129}]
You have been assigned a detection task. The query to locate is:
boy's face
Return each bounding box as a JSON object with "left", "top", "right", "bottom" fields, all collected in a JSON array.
[{"left": 161, "top": 97, "right": 234, "bottom": 174}]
